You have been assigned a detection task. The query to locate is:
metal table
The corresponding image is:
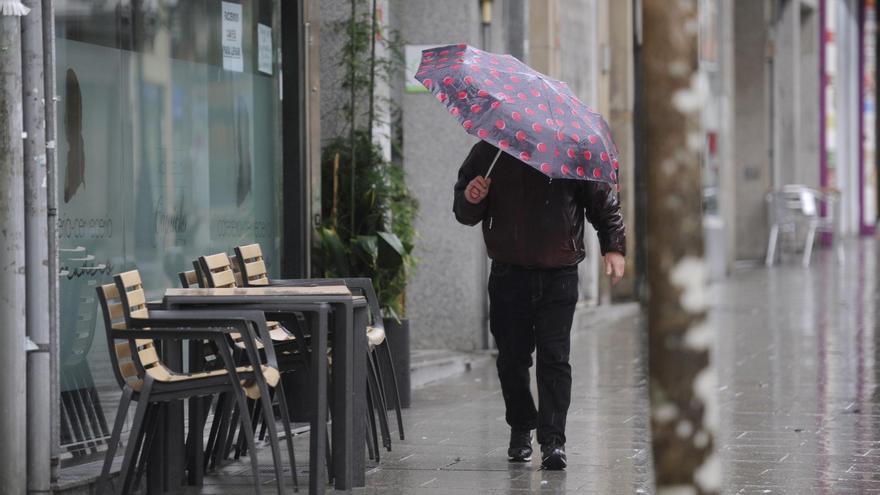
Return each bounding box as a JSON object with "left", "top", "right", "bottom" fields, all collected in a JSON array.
[{"left": 161, "top": 286, "right": 369, "bottom": 493}]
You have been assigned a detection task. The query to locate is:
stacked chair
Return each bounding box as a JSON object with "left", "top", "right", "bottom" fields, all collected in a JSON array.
[
  {"left": 96, "top": 270, "right": 298, "bottom": 494},
  {"left": 197, "top": 246, "right": 404, "bottom": 460},
  {"left": 97, "top": 242, "right": 406, "bottom": 493},
  {"left": 231, "top": 244, "right": 405, "bottom": 455}
]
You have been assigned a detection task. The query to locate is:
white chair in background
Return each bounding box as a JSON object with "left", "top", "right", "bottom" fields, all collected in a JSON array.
[{"left": 765, "top": 185, "right": 844, "bottom": 267}]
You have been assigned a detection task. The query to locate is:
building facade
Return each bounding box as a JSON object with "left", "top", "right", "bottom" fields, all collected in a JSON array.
[{"left": 48, "top": 0, "right": 317, "bottom": 476}]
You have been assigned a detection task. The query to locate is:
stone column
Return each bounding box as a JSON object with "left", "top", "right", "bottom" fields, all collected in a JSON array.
[
  {"left": 608, "top": 0, "right": 637, "bottom": 299},
  {"left": 733, "top": 0, "right": 773, "bottom": 261}
]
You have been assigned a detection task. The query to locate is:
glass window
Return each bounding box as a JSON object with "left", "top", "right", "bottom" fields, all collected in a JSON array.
[{"left": 55, "top": 0, "right": 282, "bottom": 464}]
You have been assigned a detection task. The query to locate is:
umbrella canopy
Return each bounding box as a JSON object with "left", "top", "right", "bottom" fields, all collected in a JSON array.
[{"left": 415, "top": 44, "right": 619, "bottom": 184}]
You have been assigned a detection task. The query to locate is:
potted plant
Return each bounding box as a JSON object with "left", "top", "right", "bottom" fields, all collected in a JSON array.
[{"left": 312, "top": 0, "right": 416, "bottom": 407}]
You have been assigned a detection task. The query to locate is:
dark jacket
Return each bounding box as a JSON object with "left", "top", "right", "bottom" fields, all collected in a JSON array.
[{"left": 453, "top": 141, "right": 626, "bottom": 268}]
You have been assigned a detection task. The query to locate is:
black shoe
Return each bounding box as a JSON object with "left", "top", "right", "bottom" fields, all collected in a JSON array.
[
  {"left": 507, "top": 430, "right": 532, "bottom": 462},
  {"left": 541, "top": 444, "right": 566, "bottom": 470}
]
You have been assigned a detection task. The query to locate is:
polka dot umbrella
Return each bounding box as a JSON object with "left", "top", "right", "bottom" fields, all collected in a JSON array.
[{"left": 415, "top": 44, "right": 619, "bottom": 185}]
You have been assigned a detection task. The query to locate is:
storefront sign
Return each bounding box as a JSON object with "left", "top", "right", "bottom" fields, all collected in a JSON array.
[
  {"left": 222, "top": 2, "right": 244, "bottom": 72},
  {"left": 258, "top": 24, "right": 272, "bottom": 75}
]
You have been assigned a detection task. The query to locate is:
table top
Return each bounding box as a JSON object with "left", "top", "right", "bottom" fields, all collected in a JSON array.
[{"left": 164, "top": 286, "right": 351, "bottom": 297}]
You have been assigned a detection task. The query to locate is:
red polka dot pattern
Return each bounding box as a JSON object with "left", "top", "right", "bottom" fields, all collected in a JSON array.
[{"left": 416, "top": 44, "right": 619, "bottom": 184}]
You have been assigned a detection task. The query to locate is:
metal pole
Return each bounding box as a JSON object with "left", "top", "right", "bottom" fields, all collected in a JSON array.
[
  {"left": 0, "top": 6, "right": 30, "bottom": 494},
  {"left": 643, "top": 0, "right": 719, "bottom": 492},
  {"left": 40, "top": 0, "right": 60, "bottom": 482},
  {"left": 21, "top": 0, "right": 50, "bottom": 492}
]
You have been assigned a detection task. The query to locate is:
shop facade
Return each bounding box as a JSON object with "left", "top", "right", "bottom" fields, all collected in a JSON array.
[{"left": 52, "top": 0, "right": 312, "bottom": 471}]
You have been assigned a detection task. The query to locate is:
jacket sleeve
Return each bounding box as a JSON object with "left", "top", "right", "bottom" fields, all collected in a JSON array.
[
  {"left": 582, "top": 181, "right": 626, "bottom": 256},
  {"left": 453, "top": 143, "right": 490, "bottom": 226}
]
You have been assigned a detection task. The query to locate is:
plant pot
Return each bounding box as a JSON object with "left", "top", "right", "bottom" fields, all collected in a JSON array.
[{"left": 381, "top": 317, "right": 411, "bottom": 409}]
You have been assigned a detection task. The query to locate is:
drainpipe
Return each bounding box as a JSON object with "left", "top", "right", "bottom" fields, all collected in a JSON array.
[
  {"left": 0, "top": 3, "right": 30, "bottom": 494},
  {"left": 40, "top": 0, "right": 60, "bottom": 482},
  {"left": 22, "top": 0, "right": 51, "bottom": 492}
]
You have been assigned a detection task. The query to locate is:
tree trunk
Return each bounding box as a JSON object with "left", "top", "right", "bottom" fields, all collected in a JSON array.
[{"left": 642, "top": 0, "right": 720, "bottom": 493}]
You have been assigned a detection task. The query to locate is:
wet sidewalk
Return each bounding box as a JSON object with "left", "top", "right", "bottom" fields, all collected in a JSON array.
[
  {"left": 179, "top": 238, "right": 879, "bottom": 494},
  {"left": 338, "top": 238, "right": 879, "bottom": 494},
  {"left": 714, "top": 238, "right": 880, "bottom": 493}
]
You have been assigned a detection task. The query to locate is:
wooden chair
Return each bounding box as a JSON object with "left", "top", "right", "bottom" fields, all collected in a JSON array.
[
  {"left": 97, "top": 270, "right": 297, "bottom": 494},
  {"left": 191, "top": 254, "right": 311, "bottom": 469},
  {"left": 233, "top": 243, "right": 405, "bottom": 449}
]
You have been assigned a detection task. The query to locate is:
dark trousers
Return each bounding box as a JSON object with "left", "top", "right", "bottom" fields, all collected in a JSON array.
[{"left": 488, "top": 261, "right": 578, "bottom": 447}]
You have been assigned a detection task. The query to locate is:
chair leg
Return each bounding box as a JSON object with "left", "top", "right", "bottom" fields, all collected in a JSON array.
[
  {"left": 97, "top": 387, "right": 133, "bottom": 494},
  {"left": 204, "top": 393, "right": 227, "bottom": 471},
  {"left": 230, "top": 384, "right": 263, "bottom": 495},
  {"left": 367, "top": 353, "right": 392, "bottom": 451},
  {"left": 222, "top": 403, "right": 241, "bottom": 461},
  {"left": 325, "top": 423, "right": 333, "bottom": 484},
  {"left": 365, "top": 383, "right": 380, "bottom": 462},
  {"left": 274, "top": 382, "right": 300, "bottom": 491},
  {"left": 211, "top": 395, "right": 235, "bottom": 470},
  {"left": 766, "top": 224, "right": 779, "bottom": 267},
  {"left": 803, "top": 223, "right": 817, "bottom": 267},
  {"left": 365, "top": 415, "right": 375, "bottom": 461},
  {"left": 132, "top": 401, "right": 161, "bottom": 490},
  {"left": 254, "top": 378, "right": 286, "bottom": 495},
  {"left": 235, "top": 398, "right": 258, "bottom": 459},
  {"left": 380, "top": 342, "right": 405, "bottom": 440},
  {"left": 116, "top": 381, "right": 153, "bottom": 495}
]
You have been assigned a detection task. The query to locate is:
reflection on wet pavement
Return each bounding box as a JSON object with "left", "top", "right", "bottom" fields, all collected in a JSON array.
[
  {"left": 347, "top": 239, "right": 878, "bottom": 494},
  {"left": 715, "top": 238, "right": 879, "bottom": 493}
]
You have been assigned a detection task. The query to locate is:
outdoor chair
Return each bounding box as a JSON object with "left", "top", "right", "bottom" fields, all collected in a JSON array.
[
  {"left": 96, "top": 270, "right": 298, "bottom": 494},
  {"left": 201, "top": 248, "right": 397, "bottom": 461},
  {"left": 233, "top": 243, "right": 405, "bottom": 448},
  {"left": 59, "top": 247, "right": 111, "bottom": 460},
  {"left": 194, "top": 254, "right": 314, "bottom": 464},
  {"left": 765, "top": 185, "right": 844, "bottom": 267}
]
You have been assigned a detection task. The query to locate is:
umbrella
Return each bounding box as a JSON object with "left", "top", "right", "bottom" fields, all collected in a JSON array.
[{"left": 415, "top": 44, "right": 619, "bottom": 185}]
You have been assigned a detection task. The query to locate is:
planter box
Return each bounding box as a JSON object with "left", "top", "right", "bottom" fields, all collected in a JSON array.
[{"left": 381, "top": 317, "right": 411, "bottom": 409}]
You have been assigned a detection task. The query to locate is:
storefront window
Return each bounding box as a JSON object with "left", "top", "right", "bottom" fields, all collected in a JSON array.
[{"left": 55, "top": 0, "right": 282, "bottom": 463}]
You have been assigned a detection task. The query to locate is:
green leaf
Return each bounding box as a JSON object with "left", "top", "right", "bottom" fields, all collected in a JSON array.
[
  {"left": 352, "top": 235, "right": 378, "bottom": 270},
  {"left": 317, "top": 227, "right": 350, "bottom": 277},
  {"left": 377, "top": 231, "right": 405, "bottom": 269}
]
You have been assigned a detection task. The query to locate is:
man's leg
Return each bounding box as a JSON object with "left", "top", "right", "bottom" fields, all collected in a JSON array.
[
  {"left": 488, "top": 263, "right": 537, "bottom": 434},
  {"left": 533, "top": 266, "right": 578, "bottom": 449}
]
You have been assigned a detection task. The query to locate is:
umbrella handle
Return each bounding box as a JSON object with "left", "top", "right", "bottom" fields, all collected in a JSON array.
[{"left": 485, "top": 148, "right": 503, "bottom": 178}]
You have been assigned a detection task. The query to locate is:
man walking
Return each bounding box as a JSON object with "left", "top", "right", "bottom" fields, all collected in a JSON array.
[{"left": 453, "top": 140, "right": 626, "bottom": 470}]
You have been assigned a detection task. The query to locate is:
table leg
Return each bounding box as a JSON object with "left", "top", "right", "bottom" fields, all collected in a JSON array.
[
  {"left": 352, "top": 306, "right": 368, "bottom": 487},
  {"left": 310, "top": 309, "right": 328, "bottom": 494},
  {"left": 186, "top": 340, "right": 205, "bottom": 486},
  {"left": 332, "top": 303, "right": 354, "bottom": 490}
]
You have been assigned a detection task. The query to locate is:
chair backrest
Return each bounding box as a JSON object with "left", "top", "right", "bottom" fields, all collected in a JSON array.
[
  {"left": 767, "top": 185, "right": 819, "bottom": 225},
  {"left": 234, "top": 243, "right": 270, "bottom": 287},
  {"left": 100, "top": 274, "right": 173, "bottom": 390},
  {"left": 114, "top": 270, "right": 150, "bottom": 322},
  {"left": 229, "top": 254, "right": 244, "bottom": 287},
  {"left": 199, "top": 252, "right": 238, "bottom": 288},
  {"left": 178, "top": 269, "right": 201, "bottom": 288},
  {"left": 96, "top": 283, "right": 136, "bottom": 391}
]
